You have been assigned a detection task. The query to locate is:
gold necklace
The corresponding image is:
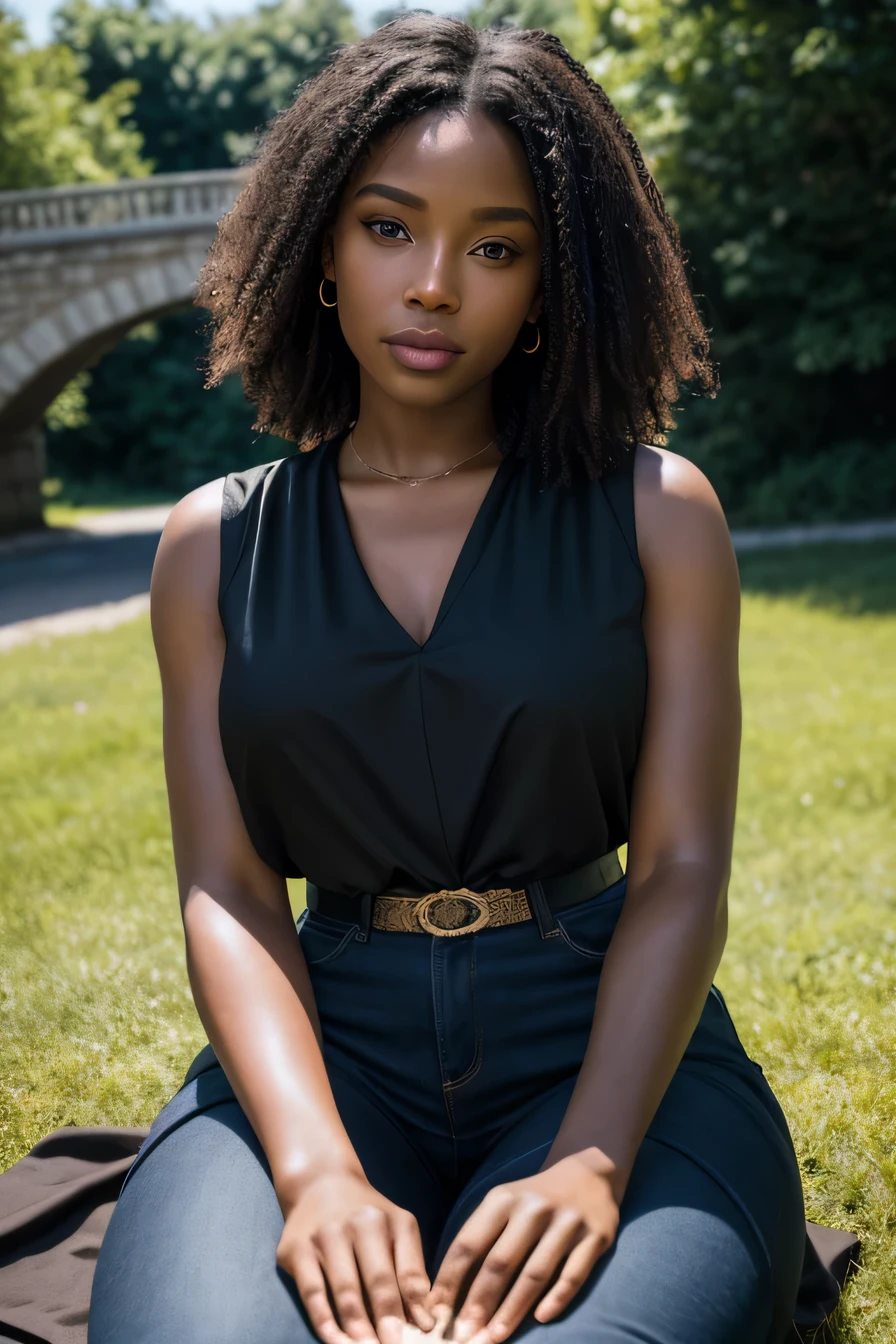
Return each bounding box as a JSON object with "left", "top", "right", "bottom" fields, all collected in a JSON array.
[{"left": 348, "top": 427, "right": 497, "bottom": 487}]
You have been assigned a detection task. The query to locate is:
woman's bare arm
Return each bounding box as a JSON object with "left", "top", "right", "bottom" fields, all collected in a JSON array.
[
  {"left": 151, "top": 481, "right": 358, "bottom": 1195},
  {"left": 538, "top": 443, "right": 741, "bottom": 1188},
  {"left": 150, "top": 481, "right": 432, "bottom": 1344}
]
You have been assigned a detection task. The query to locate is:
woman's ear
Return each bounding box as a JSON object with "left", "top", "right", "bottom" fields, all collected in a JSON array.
[{"left": 527, "top": 291, "right": 543, "bottom": 325}]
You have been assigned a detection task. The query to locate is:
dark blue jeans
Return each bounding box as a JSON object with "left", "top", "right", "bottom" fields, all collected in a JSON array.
[{"left": 89, "top": 874, "right": 807, "bottom": 1343}]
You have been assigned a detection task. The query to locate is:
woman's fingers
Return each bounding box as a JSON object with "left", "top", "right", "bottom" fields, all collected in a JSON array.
[
  {"left": 426, "top": 1191, "right": 513, "bottom": 1314},
  {"left": 351, "top": 1209, "right": 417, "bottom": 1344},
  {"left": 391, "top": 1211, "right": 436, "bottom": 1330},
  {"left": 314, "top": 1228, "right": 381, "bottom": 1344},
  {"left": 532, "top": 1230, "right": 606, "bottom": 1324},
  {"left": 450, "top": 1204, "right": 554, "bottom": 1339},
  {"left": 292, "top": 1247, "right": 360, "bottom": 1344},
  {"left": 279, "top": 1178, "right": 432, "bottom": 1344},
  {"left": 470, "top": 1214, "right": 594, "bottom": 1342}
]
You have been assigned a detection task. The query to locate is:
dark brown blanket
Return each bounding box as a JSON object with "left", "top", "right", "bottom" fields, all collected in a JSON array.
[{"left": 0, "top": 1126, "right": 861, "bottom": 1344}]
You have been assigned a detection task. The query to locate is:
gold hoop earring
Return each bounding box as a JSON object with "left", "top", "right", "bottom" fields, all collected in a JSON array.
[
  {"left": 521, "top": 322, "right": 540, "bottom": 354},
  {"left": 319, "top": 277, "right": 337, "bottom": 308}
]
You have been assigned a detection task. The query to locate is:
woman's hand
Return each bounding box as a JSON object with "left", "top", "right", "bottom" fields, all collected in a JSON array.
[
  {"left": 276, "top": 1168, "right": 435, "bottom": 1344},
  {"left": 425, "top": 1151, "right": 620, "bottom": 1344}
]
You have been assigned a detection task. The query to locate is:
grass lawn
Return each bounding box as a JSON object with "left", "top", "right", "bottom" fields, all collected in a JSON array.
[
  {"left": 43, "top": 505, "right": 126, "bottom": 527},
  {"left": 43, "top": 502, "right": 177, "bottom": 528},
  {"left": 40, "top": 476, "right": 177, "bottom": 528},
  {"left": 1, "top": 541, "right": 893, "bottom": 1342}
]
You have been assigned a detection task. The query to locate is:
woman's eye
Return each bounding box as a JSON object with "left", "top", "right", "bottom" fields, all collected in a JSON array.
[
  {"left": 364, "top": 222, "right": 517, "bottom": 262},
  {"left": 472, "top": 242, "right": 517, "bottom": 262},
  {"left": 366, "top": 220, "right": 411, "bottom": 241}
]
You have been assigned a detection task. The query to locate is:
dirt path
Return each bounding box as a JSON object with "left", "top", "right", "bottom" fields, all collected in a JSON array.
[{"left": 1, "top": 507, "right": 894, "bottom": 653}]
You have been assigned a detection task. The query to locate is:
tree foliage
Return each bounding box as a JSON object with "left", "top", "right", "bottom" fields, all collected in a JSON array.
[
  {"left": 41, "top": 0, "right": 896, "bottom": 522},
  {"left": 53, "top": 0, "right": 357, "bottom": 172},
  {"left": 567, "top": 0, "right": 896, "bottom": 522},
  {"left": 47, "top": 311, "right": 286, "bottom": 493},
  {"left": 44, "top": 0, "right": 357, "bottom": 487},
  {"left": 0, "top": 6, "right": 147, "bottom": 189}
]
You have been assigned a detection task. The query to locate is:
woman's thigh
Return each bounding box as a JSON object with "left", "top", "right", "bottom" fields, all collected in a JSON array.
[
  {"left": 518, "top": 1137, "right": 772, "bottom": 1344},
  {"left": 88, "top": 1071, "right": 448, "bottom": 1344},
  {"left": 88, "top": 1100, "right": 305, "bottom": 1344},
  {"left": 436, "top": 1067, "right": 806, "bottom": 1344}
]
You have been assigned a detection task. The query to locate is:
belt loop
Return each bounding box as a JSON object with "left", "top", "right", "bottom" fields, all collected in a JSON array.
[
  {"left": 355, "top": 892, "right": 373, "bottom": 942},
  {"left": 525, "top": 879, "right": 558, "bottom": 939}
]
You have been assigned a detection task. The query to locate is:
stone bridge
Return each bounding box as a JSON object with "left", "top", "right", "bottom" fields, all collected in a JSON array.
[{"left": 0, "top": 169, "right": 247, "bottom": 535}]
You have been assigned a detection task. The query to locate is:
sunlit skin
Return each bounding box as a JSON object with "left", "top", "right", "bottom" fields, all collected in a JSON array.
[
  {"left": 318, "top": 110, "right": 544, "bottom": 648},
  {"left": 321, "top": 107, "right": 543, "bottom": 476},
  {"left": 151, "top": 95, "right": 741, "bottom": 1344}
]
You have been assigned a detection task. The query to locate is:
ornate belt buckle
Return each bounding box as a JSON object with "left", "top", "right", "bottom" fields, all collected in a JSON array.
[{"left": 414, "top": 888, "right": 491, "bottom": 937}]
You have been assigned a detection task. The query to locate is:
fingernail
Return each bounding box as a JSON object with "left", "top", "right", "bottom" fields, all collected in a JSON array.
[
  {"left": 453, "top": 1321, "right": 476, "bottom": 1343},
  {"left": 384, "top": 1318, "right": 406, "bottom": 1344}
]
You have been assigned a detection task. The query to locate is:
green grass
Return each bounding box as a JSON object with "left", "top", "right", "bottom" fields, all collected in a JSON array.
[
  {"left": 1, "top": 542, "right": 894, "bottom": 1341},
  {"left": 43, "top": 505, "right": 121, "bottom": 527},
  {"left": 40, "top": 476, "right": 177, "bottom": 527}
]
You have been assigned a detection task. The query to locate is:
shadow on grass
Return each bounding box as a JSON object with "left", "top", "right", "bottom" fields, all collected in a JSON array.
[{"left": 736, "top": 540, "right": 896, "bottom": 615}]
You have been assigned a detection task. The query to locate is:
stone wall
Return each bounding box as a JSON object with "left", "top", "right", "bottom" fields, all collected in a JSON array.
[
  {"left": 0, "top": 171, "right": 244, "bottom": 535},
  {"left": 0, "top": 426, "right": 45, "bottom": 535}
]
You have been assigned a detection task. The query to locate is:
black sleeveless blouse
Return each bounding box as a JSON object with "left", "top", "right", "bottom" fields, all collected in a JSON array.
[{"left": 217, "top": 435, "right": 647, "bottom": 897}]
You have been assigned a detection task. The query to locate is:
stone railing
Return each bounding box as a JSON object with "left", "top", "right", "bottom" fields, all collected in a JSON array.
[{"left": 0, "top": 169, "right": 248, "bottom": 248}]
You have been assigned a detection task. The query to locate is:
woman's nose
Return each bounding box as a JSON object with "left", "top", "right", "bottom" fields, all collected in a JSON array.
[{"left": 403, "top": 243, "right": 461, "bottom": 311}]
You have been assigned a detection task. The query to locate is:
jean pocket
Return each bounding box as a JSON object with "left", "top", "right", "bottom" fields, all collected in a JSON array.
[
  {"left": 297, "top": 908, "right": 360, "bottom": 966},
  {"left": 552, "top": 874, "right": 627, "bottom": 961}
]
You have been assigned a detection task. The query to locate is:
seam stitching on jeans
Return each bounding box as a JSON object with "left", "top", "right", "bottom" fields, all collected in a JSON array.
[
  {"left": 322, "top": 1059, "right": 447, "bottom": 1194},
  {"left": 431, "top": 940, "right": 459, "bottom": 1170},
  {"left": 643, "top": 1131, "right": 774, "bottom": 1283},
  {"left": 444, "top": 1027, "right": 483, "bottom": 1090},
  {"left": 443, "top": 940, "right": 482, "bottom": 1089},
  {"left": 301, "top": 922, "right": 359, "bottom": 965},
  {"left": 554, "top": 921, "right": 608, "bottom": 961}
]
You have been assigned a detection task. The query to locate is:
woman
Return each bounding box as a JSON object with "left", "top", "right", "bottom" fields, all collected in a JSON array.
[{"left": 88, "top": 15, "right": 812, "bottom": 1344}]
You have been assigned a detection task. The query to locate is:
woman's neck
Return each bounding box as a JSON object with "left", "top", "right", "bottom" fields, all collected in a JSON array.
[{"left": 349, "top": 381, "right": 500, "bottom": 479}]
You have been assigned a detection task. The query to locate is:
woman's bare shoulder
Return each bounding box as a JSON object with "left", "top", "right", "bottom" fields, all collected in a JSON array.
[
  {"left": 630, "top": 442, "right": 735, "bottom": 580},
  {"left": 160, "top": 476, "right": 226, "bottom": 547},
  {"left": 150, "top": 477, "right": 227, "bottom": 644}
]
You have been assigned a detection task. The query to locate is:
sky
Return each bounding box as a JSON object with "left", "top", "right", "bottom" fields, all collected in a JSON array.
[{"left": 13, "top": 0, "right": 466, "bottom": 48}]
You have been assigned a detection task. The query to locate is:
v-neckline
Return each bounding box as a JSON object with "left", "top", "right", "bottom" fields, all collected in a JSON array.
[{"left": 327, "top": 433, "right": 514, "bottom": 651}]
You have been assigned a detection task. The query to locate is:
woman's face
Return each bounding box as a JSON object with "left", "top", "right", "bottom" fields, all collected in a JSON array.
[{"left": 321, "top": 106, "right": 544, "bottom": 409}]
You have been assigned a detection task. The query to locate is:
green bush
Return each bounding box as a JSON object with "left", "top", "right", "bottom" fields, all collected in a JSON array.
[{"left": 46, "top": 312, "right": 285, "bottom": 496}]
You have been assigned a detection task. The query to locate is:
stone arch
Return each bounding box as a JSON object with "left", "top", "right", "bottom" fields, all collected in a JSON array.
[
  {"left": 0, "top": 247, "right": 210, "bottom": 433},
  {"left": 0, "top": 170, "right": 242, "bottom": 533}
]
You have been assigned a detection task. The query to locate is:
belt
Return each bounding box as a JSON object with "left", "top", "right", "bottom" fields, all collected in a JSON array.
[{"left": 304, "top": 850, "right": 624, "bottom": 942}]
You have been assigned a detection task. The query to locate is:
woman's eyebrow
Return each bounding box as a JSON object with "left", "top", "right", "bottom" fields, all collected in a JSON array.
[{"left": 353, "top": 182, "right": 540, "bottom": 232}]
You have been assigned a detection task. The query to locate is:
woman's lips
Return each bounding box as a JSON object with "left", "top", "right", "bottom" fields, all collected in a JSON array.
[{"left": 385, "top": 343, "right": 460, "bottom": 371}]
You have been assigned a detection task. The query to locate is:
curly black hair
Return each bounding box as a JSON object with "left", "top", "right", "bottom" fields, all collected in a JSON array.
[{"left": 196, "top": 12, "right": 718, "bottom": 486}]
